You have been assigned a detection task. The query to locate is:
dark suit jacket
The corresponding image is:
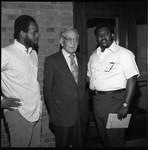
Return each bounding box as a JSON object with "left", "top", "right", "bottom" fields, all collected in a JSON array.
[{"left": 43, "top": 50, "right": 89, "bottom": 127}]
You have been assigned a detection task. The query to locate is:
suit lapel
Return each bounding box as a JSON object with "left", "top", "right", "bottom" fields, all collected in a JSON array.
[{"left": 58, "top": 51, "right": 77, "bottom": 84}]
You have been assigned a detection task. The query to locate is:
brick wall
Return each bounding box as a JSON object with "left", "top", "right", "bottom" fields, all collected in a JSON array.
[{"left": 1, "top": 1, "right": 73, "bottom": 147}]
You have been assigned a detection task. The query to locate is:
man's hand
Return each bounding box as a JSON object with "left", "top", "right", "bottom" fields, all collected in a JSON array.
[
  {"left": 117, "top": 76, "right": 137, "bottom": 120},
  {"left": 1, "top": 97, "right": 21, "bottom": 111},
  {"left": 117, "top": 106, "right": 129, "bottom": 120}
]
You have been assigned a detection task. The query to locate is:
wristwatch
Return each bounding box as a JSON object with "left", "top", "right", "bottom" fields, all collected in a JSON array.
[
  {"left": 123, "top": 103, "right": 128, "bottom": 107},
  {"left": 1, "top": 96, "right": 3, "bottom": 101}
]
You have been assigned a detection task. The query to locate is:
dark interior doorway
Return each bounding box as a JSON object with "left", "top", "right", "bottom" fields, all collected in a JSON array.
[{"left": 87, "top": 18, "right": 116, "bottom": 58}]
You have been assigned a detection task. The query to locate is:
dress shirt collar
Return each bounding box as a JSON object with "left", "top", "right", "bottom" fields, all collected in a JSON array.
[
  {"left": 14, "top": 39, "right": 33, "bottom": 53},
  {"left": 62, "top": 48, "right": 76, "bottom": 58},
  {"left": 96, "top": 41, "right": 117, "bottom": 54},
  {"left": 108, "top": 41, "right": 118, "bottom": 52}
]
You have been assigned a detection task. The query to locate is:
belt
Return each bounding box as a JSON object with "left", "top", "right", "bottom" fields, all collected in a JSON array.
[{"left": 91, "top": 89, "right": 125, "bottom": 96}]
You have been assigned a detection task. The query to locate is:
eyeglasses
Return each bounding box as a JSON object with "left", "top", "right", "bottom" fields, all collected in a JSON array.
[{"left": 62, "top": 36, "right": 79, "bottom": 43}]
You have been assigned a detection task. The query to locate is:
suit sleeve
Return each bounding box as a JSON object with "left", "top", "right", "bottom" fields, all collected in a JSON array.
[{"left": 43, "top": 57, "right": 53, "bottom": 114}]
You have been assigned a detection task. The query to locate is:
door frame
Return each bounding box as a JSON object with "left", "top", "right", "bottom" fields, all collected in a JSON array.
[{"left": 73, "top": 1, "right": 146, "bottom": 60}]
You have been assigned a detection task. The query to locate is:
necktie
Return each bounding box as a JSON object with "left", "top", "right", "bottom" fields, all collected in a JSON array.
[{"left": 69, "top": 54, "right": 78, "bottom": 84}]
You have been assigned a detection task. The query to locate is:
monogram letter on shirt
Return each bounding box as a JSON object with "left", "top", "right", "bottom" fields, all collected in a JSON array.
[{"left": 105, "top": 62, "right": 115, "bottom": 72}]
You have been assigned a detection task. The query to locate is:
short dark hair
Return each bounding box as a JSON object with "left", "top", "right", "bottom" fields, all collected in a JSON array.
[
  {"left": 14, "top": 15, "right": 37, "bottom": 39},
  {"left": 94, "top": 23, "right": 114, "bottom": 37}
]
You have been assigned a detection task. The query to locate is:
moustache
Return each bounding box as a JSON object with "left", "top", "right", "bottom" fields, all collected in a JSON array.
[{"left": 100, "top": 39, "right": 107, "bottom": 43}]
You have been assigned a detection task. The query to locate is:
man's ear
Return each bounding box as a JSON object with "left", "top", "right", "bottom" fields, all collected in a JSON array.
[
  {"left": 59, "top": 37, "right": 64, "bottom": 47},
  {"left": 111, "top": 33, "right": 115, "bottom": 40},
  {"left": 20, "top": 31, "right": 26, "bottom": 39}
]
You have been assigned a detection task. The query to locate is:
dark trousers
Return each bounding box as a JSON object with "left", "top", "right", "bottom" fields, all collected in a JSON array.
[
  {"left": 93, "top": 91, "right": 126, "bottom": 147},
  {"left": 51, "top": 115, "right": 86, "bottom": 147}
]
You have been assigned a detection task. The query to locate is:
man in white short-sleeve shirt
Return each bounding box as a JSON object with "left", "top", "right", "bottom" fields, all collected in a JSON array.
[{"left": 87, "top": 23, "right": 139, "bottom": 147}]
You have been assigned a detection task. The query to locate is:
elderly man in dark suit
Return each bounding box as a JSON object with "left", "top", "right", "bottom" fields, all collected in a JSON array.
[{"left": 43, "top": 28, "right": 89, "bottom": 147}]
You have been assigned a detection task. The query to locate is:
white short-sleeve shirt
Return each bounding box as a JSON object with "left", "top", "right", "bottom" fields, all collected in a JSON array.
[{"left": 87, "top": 41, "right": 140, "bottom": 91}]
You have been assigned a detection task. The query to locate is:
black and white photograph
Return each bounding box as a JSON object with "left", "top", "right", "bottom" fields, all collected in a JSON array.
[{"left": 1, "top": 1, "right": 147, "bottom": 148}]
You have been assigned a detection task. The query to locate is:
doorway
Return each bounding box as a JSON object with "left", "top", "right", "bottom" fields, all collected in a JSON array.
[{"left": 87, "top": 18, "right": 117, "bottom": 58}]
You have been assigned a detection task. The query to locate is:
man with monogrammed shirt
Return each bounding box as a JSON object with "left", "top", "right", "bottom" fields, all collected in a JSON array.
[{"left": 87, "top": 23, "right": 139, "bottom": 147}]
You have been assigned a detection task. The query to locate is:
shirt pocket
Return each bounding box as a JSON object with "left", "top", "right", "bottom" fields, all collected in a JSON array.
[{"left": 104, "top": 62, "right": 115, "bottom": 72}]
